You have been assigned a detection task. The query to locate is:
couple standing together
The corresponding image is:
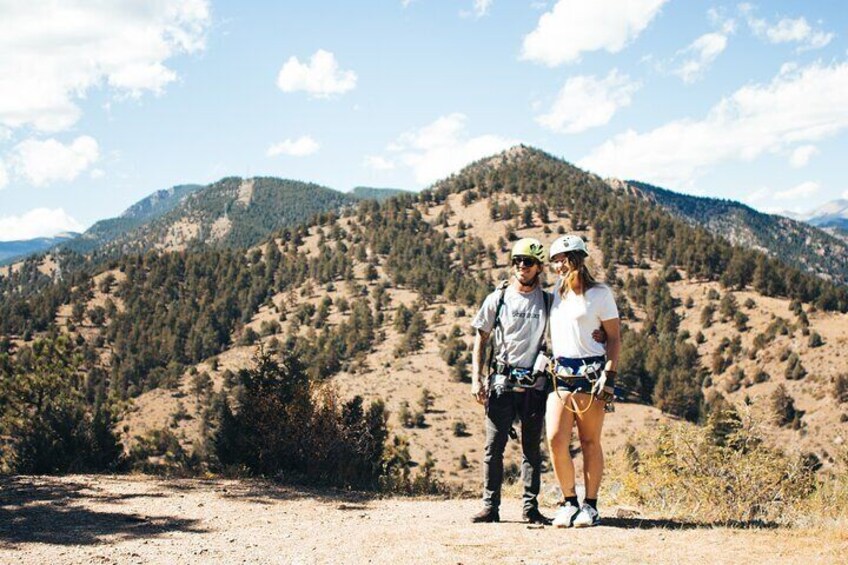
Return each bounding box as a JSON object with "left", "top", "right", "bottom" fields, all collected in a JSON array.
[{"left": 470, "top": 235, "right": 621, "bottom": 527}]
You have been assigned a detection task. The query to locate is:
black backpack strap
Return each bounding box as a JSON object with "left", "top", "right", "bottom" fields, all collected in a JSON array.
[{"left": 487, "top": 281, "right": 509, "bottom": 374}]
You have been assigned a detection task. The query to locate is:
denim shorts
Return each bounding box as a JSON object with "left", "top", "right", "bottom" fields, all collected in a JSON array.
[{"left": 551, "top": 355, "right": 606, "bottom": 394}]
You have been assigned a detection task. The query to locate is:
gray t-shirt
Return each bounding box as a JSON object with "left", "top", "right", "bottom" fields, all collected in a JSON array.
[{"left": 472, "top": 284, "right": 549, "bottom": 390}]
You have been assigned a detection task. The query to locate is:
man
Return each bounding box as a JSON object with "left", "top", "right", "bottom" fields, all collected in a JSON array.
[{"left": 470, "top": 238, "right": 552, "bottom": 524}]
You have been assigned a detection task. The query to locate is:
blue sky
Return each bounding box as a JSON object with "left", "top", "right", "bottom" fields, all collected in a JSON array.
[{"left": 1, "top": 0, "right": 848, "bottom": 240}]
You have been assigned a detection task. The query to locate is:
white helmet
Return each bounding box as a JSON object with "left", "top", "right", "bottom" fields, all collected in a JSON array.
[{"left": 550, "top": 234, "right": 588, "bottom": 258}]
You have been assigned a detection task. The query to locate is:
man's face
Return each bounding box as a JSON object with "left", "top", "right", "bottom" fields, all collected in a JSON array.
[{"left": 512, "top": 256, "right": 541, "bottom": 285}]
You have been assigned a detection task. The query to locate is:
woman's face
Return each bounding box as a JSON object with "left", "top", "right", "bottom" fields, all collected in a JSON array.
[{"left": 550, "top": 253, "right": 571, "bottom": 275}]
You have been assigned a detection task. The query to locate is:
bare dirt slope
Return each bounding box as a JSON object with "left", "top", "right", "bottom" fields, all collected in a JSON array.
[{"left": 2, "top": 475, "right": 843, "bottom": 565}]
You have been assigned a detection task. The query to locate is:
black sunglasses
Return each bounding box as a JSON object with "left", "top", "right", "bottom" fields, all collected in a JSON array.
[{"left": 512, "top": 256, "right": 538, "bottom": 268}]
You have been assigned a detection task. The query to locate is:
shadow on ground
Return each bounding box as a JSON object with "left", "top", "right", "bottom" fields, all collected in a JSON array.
[
  {"left": 0, "top": 476, "right": 206, "bottom": 546},
  {"left": 602, "top": 517, "right": 780, "bottom": 530}
]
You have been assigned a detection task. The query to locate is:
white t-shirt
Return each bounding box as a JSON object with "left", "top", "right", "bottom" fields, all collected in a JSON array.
[{"left": 550, "top": 281, "right": 619, "bottom": 359}]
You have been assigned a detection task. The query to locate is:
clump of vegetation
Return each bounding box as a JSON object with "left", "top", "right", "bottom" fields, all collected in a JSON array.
[
  {"left": 834, "top": 374, "right": 848, "bottom": 404},
  {"left": 453, "top": 421, "right": 469, "bottom": 437},
  {"left": 0, "top": 336, "right": 124, "bottom": 474},
  {"left": 771, "top": 384, "right": 803, "bottom": 429},
  {"left": 606, "top": 413, "right": 822, "bottom": 525},
  {"left": 785, "top": 353, "right": 807, "bottom": 381},
  {"left": 211, "top": 350, "right": 390, "bottom": 489}
]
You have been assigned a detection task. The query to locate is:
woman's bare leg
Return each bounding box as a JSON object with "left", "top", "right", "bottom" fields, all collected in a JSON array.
[
  {"left": 573, "top": 393, "right": 606, "bottom": 498},
  {"left": 545, "top": 392, "right": 576, "bottom": 497}
]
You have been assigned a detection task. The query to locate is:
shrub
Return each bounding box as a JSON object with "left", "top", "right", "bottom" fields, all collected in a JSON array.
[
  {"left": 607, "top": 416, "right": 817, "bottom": 524},
  {"left": 771, "top": 384, "right": 803, "bottom": 429},
  {"left": 808, "top": 332, "right": 824, "bottom": 348},
  {"left": 834, "top": 374, "right": 848, "bottom": 404},
  {"left": 453, "top": 421, "right": 469, "bottom": 437},
  {"left": 785, "top": 353, "right": 807, "bottom": 381},
  {"left": 398, "top": 401, "right": 413, "bottom": 428},
  {"left": 211, "top": 350, "right": 389, "bottom": 489}
]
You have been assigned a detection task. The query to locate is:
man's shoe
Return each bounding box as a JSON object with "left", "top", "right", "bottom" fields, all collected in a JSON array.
[
  {"left": 522, "top": 507, "right": 551, "bottom": 525},
  {"left": 471, "top": 507, "right": 500, "bottom": 523},
  {"left": 552, "top": 502, "right": 580, "bottom": 528},
  {"left": 572, "top": 503, "right": 600, "bottom": 528}
]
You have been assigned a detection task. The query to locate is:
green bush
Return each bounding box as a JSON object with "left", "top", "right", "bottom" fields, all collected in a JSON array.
[{"left": 211, "top": 350, "right": 389, "bottom": 489}]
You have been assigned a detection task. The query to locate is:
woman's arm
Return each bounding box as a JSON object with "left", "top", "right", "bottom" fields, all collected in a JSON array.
[{"left": 600, "top": 317, "right": 621, "bottom": 371}]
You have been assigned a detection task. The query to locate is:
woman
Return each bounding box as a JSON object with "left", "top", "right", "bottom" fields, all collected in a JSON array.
[{"left": 546, "top": 234, "right": 621, "bottom": 528}]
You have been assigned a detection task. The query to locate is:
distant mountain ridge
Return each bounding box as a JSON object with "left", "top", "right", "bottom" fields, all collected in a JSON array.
[
  {"left": 804, "top": 199, "right": 848, "bottom": 231},
  {"left": 351, "top": 186, "right": 409, "bottom": 202},
  {"left": 0, "top": 233, "right": 80, "bottom": 265},
  {"left": 62, "top": 184, "right": 202, "bottom": 254},
  {"left": 90, "top": 177, "right": 358, "bottom": 255},
  {"left": 618, "top": 180, "right": 848, "bottom": 285}
]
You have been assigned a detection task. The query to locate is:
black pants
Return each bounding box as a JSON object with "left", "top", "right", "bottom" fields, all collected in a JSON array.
[{"left": 482, "top": 387, "right": 546, "bottom": 512}]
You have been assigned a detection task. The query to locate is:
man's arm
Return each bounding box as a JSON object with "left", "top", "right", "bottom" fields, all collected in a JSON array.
[
  {"left": 600, "top": 318, "right": 621, "bottom": 371},
  {"left": 471, "top": 328, "right": 490, "bottom": 405}
]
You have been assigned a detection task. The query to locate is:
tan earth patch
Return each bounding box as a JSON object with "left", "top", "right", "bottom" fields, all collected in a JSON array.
[{"left": 1, "top": 475, "right": 844, "bottom": 565}]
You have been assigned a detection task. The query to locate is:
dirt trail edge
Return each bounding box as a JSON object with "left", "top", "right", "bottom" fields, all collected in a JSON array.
[{"left": 1, "top": 475, "right": 844, "bottom": 564}]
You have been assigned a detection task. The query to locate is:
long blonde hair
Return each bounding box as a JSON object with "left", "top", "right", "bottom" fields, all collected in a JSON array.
[{"left": 559, "top": 251, "right": 597, "bottom": 297}]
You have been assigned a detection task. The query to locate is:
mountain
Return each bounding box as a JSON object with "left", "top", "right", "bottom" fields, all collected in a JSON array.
[
  {"left": 351, "top": 186, "right": 409, "bottom": 202},
  {"left": 618, "top": 180, "right": 848, "bottom": 285},
  {"left": 57, "top": 178, "right": 357, "bottom": 259},
  {"left": 3, "top": 145, "right": 848, "bottom": 486},
  {"left": 92, "top": 177, "right": 357, "bottom": 254},
  {"left": 62, "top": 184, "right": 202, "bottom": 255},
  {"left": 804, "top": 199, "right": 848, "bottom": 230},
  {"left": 0, "top": 232, "right": 80, "bottom": 265}
]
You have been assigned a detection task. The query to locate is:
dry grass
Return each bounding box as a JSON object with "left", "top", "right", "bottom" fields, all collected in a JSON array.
[{"left": 603, "top": 410, "right": 848, "bottom": 529}]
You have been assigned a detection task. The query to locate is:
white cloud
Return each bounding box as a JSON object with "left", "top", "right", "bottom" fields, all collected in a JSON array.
[
  {"left": 842, "top": 189, "right": 848, "bottom": 200},
  {"left": 383, "top": 113, "right": 516, "bottom": 185},
  {"left": 10, "top": 136, "right": 100, "bottom": 186},
  {"left": 363, "top": 156, "right": 395, "bottom": 171},
  {"left": 743, "top": 9, "right": 833, "bottom": 51},
  {"left": 266, "top": 136, "right": 320, "bottom": 157},
  {"left": 536, "top": 70, "right": 639, "bottom": 133},
  {"left": 521, "top": 0, "right": 669, "bottom": 66},
  {"left": 276, "top": 50, "right": 357, "bottom": 98},
  {"left": 461, "top": 0, "right": 493, "bottom": 18},
  {"left": 0, "top": 160, "right": 7, "bottom": 189},
  {"left": 579, "top": 62, "right": 848, "bottom": 188},
  {"left": 0, "top": 208, "right": 84, "bottom": 241},
  {"left": 744, "top": 187, "right": 771, "bottom": 204},
  {"left": 789, "top": 145, "right": 818, "bottom": 168},
  {"left": 672, "top": 32, "right": 728, "bottom": 84},
  {"left": 774, "top": 181, "right": 819, "bottom": 201},
  {"left": 0, "top": 1, "right": 210, "bottom": 133}
]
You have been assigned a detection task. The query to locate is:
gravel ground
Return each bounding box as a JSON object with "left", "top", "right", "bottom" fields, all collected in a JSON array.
[{"left": 1, "top": 475, "right": 845, "bottom": 564}]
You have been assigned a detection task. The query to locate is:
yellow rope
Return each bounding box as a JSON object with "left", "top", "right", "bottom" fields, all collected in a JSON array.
[{"left": 549, "top": 360, "right": 596, "bottom": 417}]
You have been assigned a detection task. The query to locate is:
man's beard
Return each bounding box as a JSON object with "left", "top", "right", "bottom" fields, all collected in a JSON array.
[{"left": 516, "top": 271, "right": 539, "bottom": 287}]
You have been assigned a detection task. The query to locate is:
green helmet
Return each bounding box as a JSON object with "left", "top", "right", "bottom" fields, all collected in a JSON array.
[{"left": 511, "top": 237, "right": 547, "bottom": 264}]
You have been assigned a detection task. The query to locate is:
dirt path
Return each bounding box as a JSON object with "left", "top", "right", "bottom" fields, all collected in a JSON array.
[{"left": 1, "top": 476, "right": 844, "bottom": 564}]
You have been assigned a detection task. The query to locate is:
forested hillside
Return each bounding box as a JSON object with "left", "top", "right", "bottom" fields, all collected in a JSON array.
[
  {"left": 62, "top": 184, "right": 201, "bottom": 255},
  {"left": 1, "top": 145, "right": 846, "bottom": 490},
  {"left": 90, "top": 177, "right": 358, "bottom": 255},
  {"left": 622, "top": 180, "right": 848, "bottom": 285},
  {"left": 351, "top": 186, "right": 409, "bottom": 202}
]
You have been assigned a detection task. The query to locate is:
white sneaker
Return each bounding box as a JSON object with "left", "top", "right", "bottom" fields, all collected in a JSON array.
[
  {"left": 552, "top": 503, "right": 579, "bottom": 528},
  {"left": 572, "top": 503, "right": 600, "bottom": 527}
]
